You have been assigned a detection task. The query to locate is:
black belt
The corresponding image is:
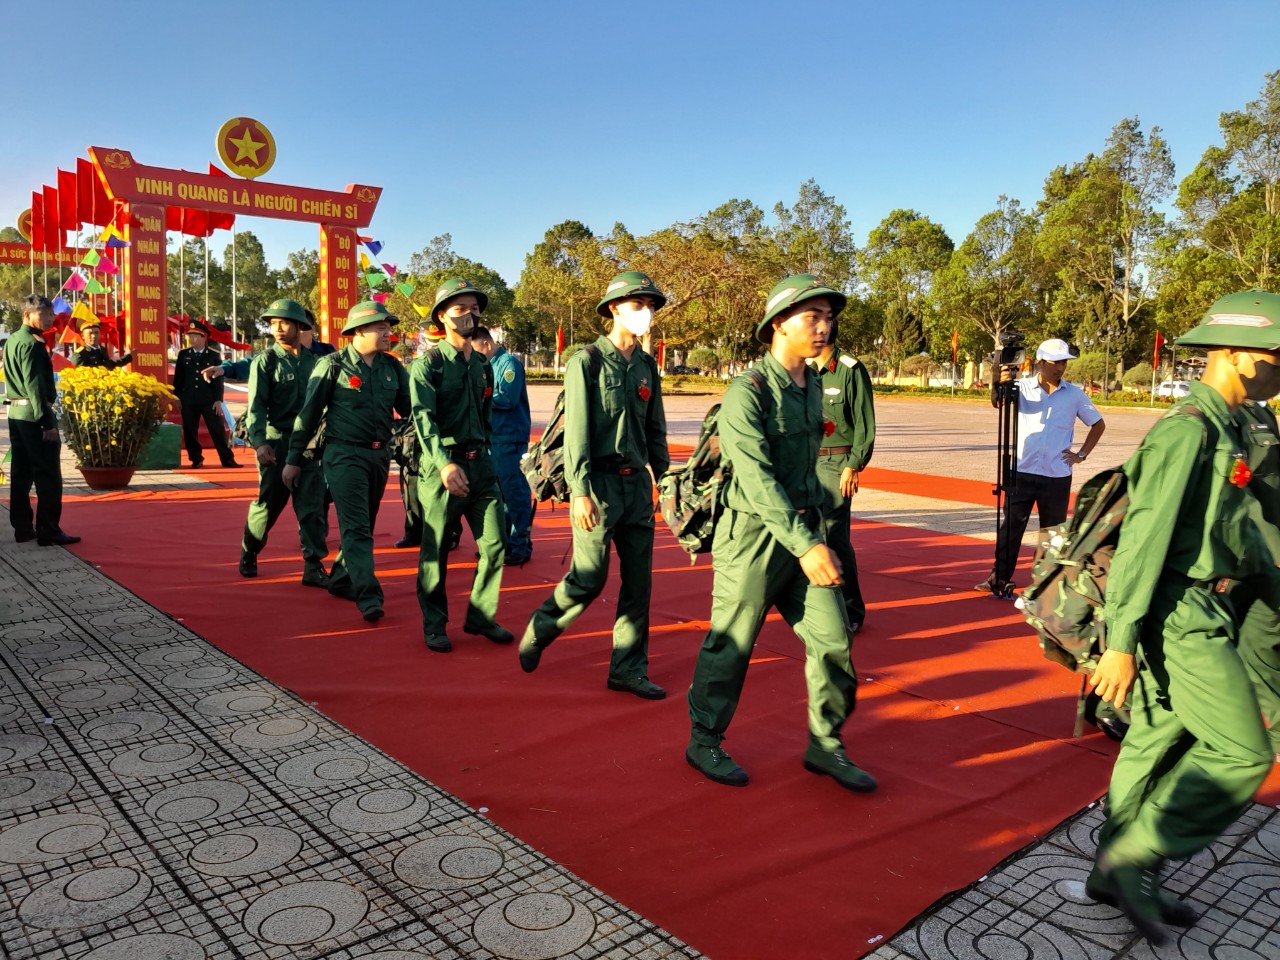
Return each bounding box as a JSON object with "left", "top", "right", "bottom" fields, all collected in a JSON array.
[
  {"left": 1193, "top": 577, "right": 1239, "bottom": 595},
  {"left": 818, "top": 445, "right": 851, "bottom": 457},
  {"left": 449, "top": 445, "right": 483, "bottom": 461},
  {"left": 328, "top": 438, "right": 386, "bottom": 450},
  {"left": 593, "top": 461, "right": 640, "bottom": 475}
]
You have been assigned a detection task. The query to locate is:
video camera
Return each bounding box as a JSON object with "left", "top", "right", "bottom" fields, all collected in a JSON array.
[{"left": 990, "top": 329, "right": 1026, "bottom": 370}]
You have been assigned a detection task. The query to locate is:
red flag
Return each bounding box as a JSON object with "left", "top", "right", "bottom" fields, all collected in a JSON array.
[
  {"left": 556, "top": 324, "right": 565, "bottom": 355},
  {"left": 951, "top": 328, "right": 959, "bottom": 366},
  {"left": 30, "top": 191, "right": 45, "bottom": 250},
  {"left": 76, "top": 159, "right": 95, "bottom": 225},
  {"left": 206, "top": 164, "right": 237, "bottom": 232},
  {"left": 57, "top": 169, "right": 78, "bottom": 230},
  {"left": 1153, "top": 330, "right": 1166, "bottom": 368},
  {"left": 58, "top": 323, "right": 84, "bottom": 347},
  {"left": 42, "top": 185, "right": 59, "bottom": 254},
  {"left": 657, "top": 339, "right": 665, "bottom": 369}
]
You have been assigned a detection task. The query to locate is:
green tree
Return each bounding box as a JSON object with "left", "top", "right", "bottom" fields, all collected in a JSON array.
[
  {"left": 387, "top": 234, "right": 515, "bottom": 348},
  {"left": 935, "top": 196, "right": 1037, "bottom": 360},
  {"left": 859, "top": 209, "right": 954, "bottom": 366},
  {"left": 1037, "top": 117, "right": 1174, "bottom": 367},
  {"left": 274, "top": 248, "right": 319, "bottom": 312},
  {"left": 515, "top": 221, "right": 601, "bottom": 351},
  {"left": 218, "top": 231, "right": 275, "bottom": 340},
  {"left": 772, "top": 178, "right": 855, "bottom": 287}
]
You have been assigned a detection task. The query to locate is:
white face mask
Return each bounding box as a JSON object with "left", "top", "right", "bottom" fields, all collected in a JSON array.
[{"left": 617, "top": 304, "right": 653, "bottom": 337}]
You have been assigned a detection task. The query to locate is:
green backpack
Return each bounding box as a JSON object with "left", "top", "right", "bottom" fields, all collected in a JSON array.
[{"left": 522, "top": 345, "right": 601, "bottom": 503}]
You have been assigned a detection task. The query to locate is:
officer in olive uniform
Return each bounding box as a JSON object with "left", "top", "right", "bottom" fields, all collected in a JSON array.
[
  {"left": 413, "top": 278, "right": 514, "bottom": 652},
  {"left": 237, "top": 299, "right": 328, "bottom": 587},
  {"left": 173, "top": 319, "right": 239, "bottom": 468},
  {"left": 395, "top": 319, "right": 445, "bottom": 550},
  {"left": 686, "top": 275, "right": 874, "bottom": 792},
  {"left": 3, "top": 295, "right": 78, "bottom": 546},
  {"left": 1236, "top": 398, "right": 1280, "bottom": 756},
  {"left": 814, "top": 341, "right": 876, "bottom": 633},
  {"left": 1085, "top": 290, "right": 1280, "bottom": 944},
  {"left": 73, "top": 320, "right": 132, "bottom": 369},
  {"left": 519, "top": 271, "right": 670, "bottom": 699},
  {"left": 284, "top": 301, "right": 411, "bottom": 623}
]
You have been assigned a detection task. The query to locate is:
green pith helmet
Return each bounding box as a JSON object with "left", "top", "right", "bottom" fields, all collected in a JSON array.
[
  {"left": 596, "top": 270, "right": 667, "bottom": 318},
  {"left": 1176, "top": 290, "right": 1280, "bottom": 351},
  {"left": 756, "top": 274, "right": 847, "bottom": 344},
  {"left": 341, "top": 300, "right": 399, "bottom": 336},
  {"left": 261, "top": 298, "right": 311, "bottom": 329},
  {"left": 431, "top": 278, "right": 489, "bottom": 318}
]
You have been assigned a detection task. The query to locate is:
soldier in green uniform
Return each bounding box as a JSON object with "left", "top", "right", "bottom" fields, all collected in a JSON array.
[
  {"left": 518, "top": 271, "right": 670, "bottom": 699},
  {"left": 73, "top": 319, "right": 132, "bottom": 369},
  {"left": 813, "top": 341, "right": 876, "bottom": 633},
  {"left": 685, "top": 275, "right": 874, "bottom": 792},
  {"left": 283, "top": 301, "right": 410, "bottom": 623},
  {"left": 1235, "top": 397, "right": 1280, "bottom": 758},
  {"left": 413, "top": 278, "right": 514, "bottom": 652},
  {"left": 3, "top": 295, "right": 78, "bottom": 546},
  {"left": 236, "top": 299, "right": 328, "bottom": 587},
  {"left": 1085, "top": 290, "right": 1280, "bottom": 944}
]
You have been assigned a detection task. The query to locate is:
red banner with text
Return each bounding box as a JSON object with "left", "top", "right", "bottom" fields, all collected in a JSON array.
[
  {"left": 320, "top": 225, "right": 358, "bottom": 345},
  {"left": 122, "top": 204, "right": 169, "bottom": 380}
]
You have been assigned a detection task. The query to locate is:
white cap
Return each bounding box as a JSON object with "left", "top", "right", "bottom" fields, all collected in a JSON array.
[{"left": 1036, "top": 338, "right": 1076, "bottom": 361}]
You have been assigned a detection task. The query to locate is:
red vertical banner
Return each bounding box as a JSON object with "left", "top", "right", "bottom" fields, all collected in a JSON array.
[
  {"left": 1153, "top": 330, "right": 1165, "bottom": 368},
  {"left": 319, "top": 223, "right": 357, "bottom": 345},
  {"left": 122, "top": 203, "right": 169, "bottom": 379}
]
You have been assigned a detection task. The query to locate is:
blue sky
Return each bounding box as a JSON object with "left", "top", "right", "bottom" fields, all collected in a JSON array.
[{"left": 6, "top": 0, "right": 1279, "bottom": 286}]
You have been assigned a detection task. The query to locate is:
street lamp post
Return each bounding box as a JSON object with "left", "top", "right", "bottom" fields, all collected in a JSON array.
[{"left": 1102, "top": 325, "right": 1114, "bottom": 401}]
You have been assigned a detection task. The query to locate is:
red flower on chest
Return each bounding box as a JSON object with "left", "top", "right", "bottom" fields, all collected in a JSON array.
[
  {"left": 483, "top": 386, "right": 493, "bottom": 399},
  {"left": 823, "top": 420, "right": 836, "bottom": 437},
  {"left": 1230, "top": 457, "right": 1253, "bottom": 488},
  {"left": 347, "top": 375, "right": 363, "bottom": 390},
  {"left": 638, "top": 385, "right": 651, "bottom": 401}
]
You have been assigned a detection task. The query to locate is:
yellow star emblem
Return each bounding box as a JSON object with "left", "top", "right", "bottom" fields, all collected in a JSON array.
[{"left": 228, "top": 127, "right": 265, "bottom": 166}]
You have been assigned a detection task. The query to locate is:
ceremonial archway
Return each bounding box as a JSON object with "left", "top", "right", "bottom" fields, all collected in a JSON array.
[{"left": 87, "top": 146, "right": 382, "bottom": 378}]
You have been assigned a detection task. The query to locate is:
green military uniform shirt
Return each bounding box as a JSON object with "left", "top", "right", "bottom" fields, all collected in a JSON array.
[
  {"left": 287, "top": 346, "right": 410, "bottom": 464},
  {"left": 817, "top": 348, "right": 875, "bottom": 466},
  {"left": 564, "top": 336, "right": 668, "bottom": 500},
  {"left": 1106, "top": 382, "right": 1276, "bottom": 655},
  {"left": 246, "top": 345, "right": 319, "bottom": 448},
  {"left": 412, "top": 341, "right": 492, "bottom": 474},
  {"left": 721, "top": 353, "right": 826, "bottom": 557},
  {"left": 3, "top": 325, "right": 57, "bottom": 429},
  {"left": 1241, "top": 401, "right": 1280, "bottom": 527}
]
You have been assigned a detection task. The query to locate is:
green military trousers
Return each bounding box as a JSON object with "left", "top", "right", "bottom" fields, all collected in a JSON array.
[
  {"left": 1097, "top": 580, "right": 1271, "bottom": 869},
  {"left": 242, "top": 434, "right": 328, "bottom": 573},
  {"left": 687, "top": 508, "right": 857, "bottom": 752},
  {"left": 416, "top": 452, "right": 506, "bottom": 636},
  {"left": 1234, "top": 573, "right": 1280, "bottom": 755},
  {"left": 817, "top": 452, "right": 866, "bottom": 628},
  {"left": 526, "top": 470, "right": 655, "bottom": 681},
  {"left": 322, "top": 443, "right": 391, "bottom": 616}
]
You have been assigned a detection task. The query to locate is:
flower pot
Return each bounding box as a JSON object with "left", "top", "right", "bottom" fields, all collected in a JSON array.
[{"left": 77, "top": 466, "right": 137, "bottom": 490}]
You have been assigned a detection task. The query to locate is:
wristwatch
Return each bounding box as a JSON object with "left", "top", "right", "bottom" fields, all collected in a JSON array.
[{"left": 1077, "top": 451, "right": 1088, "bottom": 461}]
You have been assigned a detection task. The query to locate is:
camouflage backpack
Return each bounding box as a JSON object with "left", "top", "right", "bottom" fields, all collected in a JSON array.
[
  {"left": 522, "top": 345, "right": 601, "bottom": 503},
  {"left": 1017, "top": 404, "right": 1207, "bottom": 672},
  {"left": 658, "top": 369, "right": 769, "bottom": 557}
]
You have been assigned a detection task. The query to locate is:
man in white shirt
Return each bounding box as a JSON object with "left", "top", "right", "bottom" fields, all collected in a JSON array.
[{"left": 977, "top": 338, "right": 1105, "bottom": 595}]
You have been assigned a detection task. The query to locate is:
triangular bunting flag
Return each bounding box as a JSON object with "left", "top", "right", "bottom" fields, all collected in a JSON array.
[
  {"left": 396, "top": 282, "right": 416, "bottom": 297},
  {"left": 365, "top": 271, "right": 388, "bottom": 287},
  {"left": 363, "top": 240, "right": 383, "bottom": 256},
  {"left": 58, "top": 324, "right": 84, "bottom": 347},
  {"left": 412, "top": 303, "right": 430, "bottom": 318},
  {"left": 51, "top": 295, "right": 72, "bottom": 315},
  {"left": 359, "top": 252, "right": 371, "bottom": 271},
  {"left": 71, "top": 302, "right": 98, "bottom": 323},
  {"left": 81, "top": 249, "right": 101, "bottom": 267},
  {"left": 85, "top": 278, "right": 107, "bottom": 294},
  {"left": 105, "top": 235, "right": 129, "bottom": 249},
  {"left": 372, "top": 292, "right": 391, "bottom": 303},
  {"left": 383, "top": 263, "right": 397, "bottom": 278},
  {"left": 97, "top": 256, "right": 119, "bottom": 275},
  {"left": 63, "top": 273, "right": 87, "bottom": 292}
]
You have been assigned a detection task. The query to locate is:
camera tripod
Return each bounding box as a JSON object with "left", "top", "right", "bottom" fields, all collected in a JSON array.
[{"left": 990, "top": 373, "right": 1021, "bottom": 599}]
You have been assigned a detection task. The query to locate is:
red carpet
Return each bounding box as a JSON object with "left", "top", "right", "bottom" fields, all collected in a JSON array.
[{"left": 53, "top": 460, "right": 1131, "bottom": 959}]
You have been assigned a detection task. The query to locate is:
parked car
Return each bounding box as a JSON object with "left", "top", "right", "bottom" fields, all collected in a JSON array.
[
  {"left": 1155, "top": 380, "right": 1191, "bottom": 398},
  {"left": 670, "top": 364, "right": 701, "bottom": 375}
]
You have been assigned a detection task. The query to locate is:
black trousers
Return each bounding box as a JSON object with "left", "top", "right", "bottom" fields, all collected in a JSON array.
[
  {"left": 994, "top": 470, "right": 1071, "bottom": 584},
  {"left": 181, "top": 402, "right": 235, "bottom": 466},
  {"left": 8, "top": 419, "right": 63, "bottom": 536}
]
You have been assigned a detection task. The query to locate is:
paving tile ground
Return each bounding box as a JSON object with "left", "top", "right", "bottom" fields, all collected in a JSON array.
[{"left": 4, "top": 392, "right": 1279, "bottom": 958}]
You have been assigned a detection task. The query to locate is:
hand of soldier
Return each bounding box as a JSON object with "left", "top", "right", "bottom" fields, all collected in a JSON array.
[
  {"left": 281, "top": 464, "right": 301, "bottom": 490},
  {"left": 441, "top": 463, "right": 470, "bottom": 497},
  {"left": 572, "top": 496, "right": 600, "bottom": 532},
  {"left": 799, "top": 543, "right": 844, "bottom": 586},
  {"left": 41, "top": 428, "right": 59, "bottom": 444},
  {"left": 255, "top": 444, "right": 275, "bottom": 466},
  {"left": 1088, "top": 649, "right": 1136, "bottom": 707},
  {"left": 201, "top": 366, "right": 224, "bottom": 382},
  {"left": 840, "top": 467, "right": 859, "bottom": 498}
]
